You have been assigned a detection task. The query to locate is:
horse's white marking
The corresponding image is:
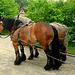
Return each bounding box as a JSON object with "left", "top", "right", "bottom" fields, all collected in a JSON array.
[{"left": 0, "top": 21, "right": 2, "bottom": 23}]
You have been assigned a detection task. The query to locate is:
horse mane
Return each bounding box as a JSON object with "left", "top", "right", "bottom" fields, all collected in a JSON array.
[
  {"left": 14, "top": 19, "right": 23, "bottom": 31},
  {"left": 2, "top": 17, "right": 23, "bottom": 31}
]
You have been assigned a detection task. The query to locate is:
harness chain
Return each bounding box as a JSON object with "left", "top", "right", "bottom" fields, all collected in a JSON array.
[{"left": 60, "top": 52, "right": 75, "bottom": 57}]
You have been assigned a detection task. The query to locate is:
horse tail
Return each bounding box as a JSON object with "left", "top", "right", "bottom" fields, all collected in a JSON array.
[
  {"left": 51, "top": 26, "right": 61, "bottom": 69},
  {"left": 51, "top": 26, "right": 59, "bottom": 58}
]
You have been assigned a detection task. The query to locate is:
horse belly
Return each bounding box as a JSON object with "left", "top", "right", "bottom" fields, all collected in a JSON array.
[
  {"left": 28, "top": 25, "right": 39, "bottom": 45},
  {"left": 30, "top": 36, "right": 39, "bottom": 45}
]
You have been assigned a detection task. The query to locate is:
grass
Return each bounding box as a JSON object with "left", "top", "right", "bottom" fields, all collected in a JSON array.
[
  {"left": 68, "top": 43, "right": 75, "bottom": 54},
  {"left": 1, "top": 30, "right": 10, "bottom": 35}
]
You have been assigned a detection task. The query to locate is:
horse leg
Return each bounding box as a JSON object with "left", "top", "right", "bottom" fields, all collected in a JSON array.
[
  {"left": 20, "top": 45, "right": 26, "bottom": 61},
  {"left": 34, "top": 46, "right": 39, "bottom": 57},
  {"left": 51, "top": 50, "right": 62, "bottom": 70},
  {"left": 61, "top": 45, "right": 66, "bottom": 61},
  {"left": 13, "top": 43, "right": 22, "bottom": 65},
  {"left": 43, "top": 45, "right": 53, "bottom": 70},
  {"left": 28, "top": 47, "right": 34, "bottom": 60}
]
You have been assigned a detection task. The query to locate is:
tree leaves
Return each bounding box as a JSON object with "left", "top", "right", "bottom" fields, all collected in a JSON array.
[
  {"left": 25, "top": 0, "right": 75, "bottom": 42},
  {"left": 0, "top": 0, "right": 19, "bottom": 17}
]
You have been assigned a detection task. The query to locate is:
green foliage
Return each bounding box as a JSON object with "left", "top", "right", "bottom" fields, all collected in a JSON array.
[
  {"left": 0, "top": 0, "right": 74, "bottom": 42},
  {"left": 62, "top": 0, "right": 75, "bottom": 27},
  {"left": 1, "top": 30, "right": 9, "bottom": 35},
  {"left": 68, "top": 29, "right": 75, "bottom": 42},
  {"left": 68, "top": 42, "right": 75, "bottom": 54},
  {"left": 0, "top": 0, "right": 19, "bottom": 17},
  {"left": 25, "top": 0, "right": 63, "bottom": 23},
  {"left": 25, "top": 0, "right": 75, "bottom": 42},
  {"left": 63, "top": 0, "right": 75, "bottom": 42}
]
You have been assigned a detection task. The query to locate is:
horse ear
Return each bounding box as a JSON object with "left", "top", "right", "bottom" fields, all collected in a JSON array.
[{"left": 17, "top": 14, "right": 19, "bottom": 19}]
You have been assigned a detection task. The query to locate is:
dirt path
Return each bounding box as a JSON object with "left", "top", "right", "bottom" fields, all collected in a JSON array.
[{"left": 0, "top": 37, "right": 75, "bottom": 75}]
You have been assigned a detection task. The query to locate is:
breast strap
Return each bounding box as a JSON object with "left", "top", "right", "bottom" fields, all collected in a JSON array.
[{"left": 18, "top": 24, "right": 27, "bottom": 38}]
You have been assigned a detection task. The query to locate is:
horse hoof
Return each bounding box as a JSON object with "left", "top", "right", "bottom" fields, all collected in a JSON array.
[
  {"left": 14, "top": 57, "right": 22, "bottom": 65},
  {"left": 52, "top": 61, "right": 62, "bottom": 70},
  {"left": 21, "top": 54, "right": 26, "bottom": 61},
  {"left": 14, "top": 60, "right": 21, "bottom": 65},
  {"left": 44, "top": 64, "right": 52, "bottom": 70},
  {"left": 28, "top": 55, "right": 34, "bottom": 60},
  {"left": 62, "top": 55, "right": 67, "bottom": 61},
  {"left": 53, "top": 65, "right": 60, "bottom": 70}
]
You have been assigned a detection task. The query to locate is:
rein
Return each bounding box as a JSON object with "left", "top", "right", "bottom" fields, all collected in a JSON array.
[
  {"left": 0, "top": 32, "right": 11, "bottom": 39},
  {"left": 0, "top": 34, "right": 10, "bottom": 39}
]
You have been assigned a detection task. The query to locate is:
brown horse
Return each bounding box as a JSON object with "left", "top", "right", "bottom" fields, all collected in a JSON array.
[
  {"left": 15, "top": 16, "right": 68, "bottom": 61},
  {"left": 49, "top": 22, "right": 68, "bottom": 61},
  {"left": 28, "top": 22, "right": 68, "bottom": 61},
  {"left": 14, "top": 15, "right": 39, "bottom": 59},
  {"left": 0, "top": 16, "right": 62, "bottom": 70}
]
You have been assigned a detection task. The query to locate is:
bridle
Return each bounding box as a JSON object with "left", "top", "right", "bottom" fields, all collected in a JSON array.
[
  {"left": 0, "top": 18, "right": 31, "bottom": 46},
  {"left": 0, "top": 20, "right": 13, "bottom": 38},
  {"left": 0, "top": 19, "right": 24, "bottom": 39},
  {"left": 0, "top": 20, "right": 6, "bottom": 29}
]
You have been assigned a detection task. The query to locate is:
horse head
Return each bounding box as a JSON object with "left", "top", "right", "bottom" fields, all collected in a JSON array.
[{"left": 0, "top": 16, "right": 23, "bottom": 33}]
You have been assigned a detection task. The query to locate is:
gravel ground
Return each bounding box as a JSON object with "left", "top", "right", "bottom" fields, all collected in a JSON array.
[{"left": 0, "top": 36, "right": 75, "bottom": 75}]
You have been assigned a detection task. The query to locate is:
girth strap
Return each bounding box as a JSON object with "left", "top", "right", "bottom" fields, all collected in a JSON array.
[
  {"left": 11, "top": 34, "right": 33, "bottom": 46},
  {"left": 18, "top": 24, "right": 27, "bottom": 38}
]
